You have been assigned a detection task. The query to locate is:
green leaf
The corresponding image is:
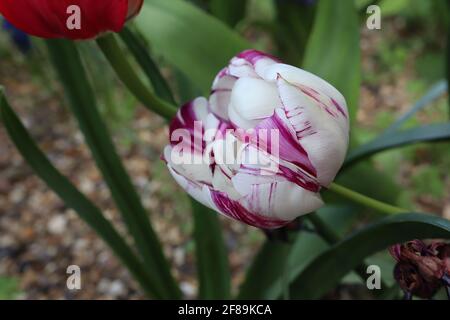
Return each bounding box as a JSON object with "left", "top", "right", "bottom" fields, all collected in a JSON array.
[
  {"left": 135, "top": 0, "right": 250, "bottom": 93},
  {"left": 238, "top": 206, "right": 358, "bottom": 299},
  {"left": 289, "top": 213, "right": 450, "bottom": 299},
  {"left": 345, "top": 123, "right": 450, "bottom": 168},
  {"left": 447, "top": 17, "right": 450, "bottom": 118},
  {"left": 119, "top": 27, "right": 177, "bottom": 105},
  {"left": 238, "top": 237, "right": 296, "bottom": 299},
  {"left": 0, "top": 277, "right": 20, "bottom": 299},
  {"left": 332, "top": 162, "right": 400, "bottom": 207},
  {"left": 46, "top": 39, "right": 180, "bottom": 299},
  {"left": 274, "top": 0, "right": 316, "bottom": 65},
  {"left": 210, "top": 0, "right": 248, "bottom": 27},
  {"left": 303, "top": 0, "right": 360, "bottom": 122},
  {"left": 191, "top": 200, "right": 231, "bottom": 299},
  {"left": 0, "top": 89, "right": 158, "bottom": 297},
  {"left": 96, "top": 34, "right": 177, "bottom": 119},
  {"left": 383, "top": 80, "right": 447, "bottom": 134}
]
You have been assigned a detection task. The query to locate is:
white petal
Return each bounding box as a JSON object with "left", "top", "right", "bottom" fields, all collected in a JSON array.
[
  {"left": 277, "top": 78, "right": 349, "bottom": 186},
  {"left": 211, "top": 133, "right": 242, "bottom": 174},
  {"left": 228, "top": 101, "right": 260, "bottom": 129},
  {"left": 263, "top": 63, "right": 347, "bottom": 115},
  {"left": 164, "top": 145, "right": 213, "bottom": 185},
  {"left": 228, "top": 58, "right": 259, "bottom": 78},
  {"left": 230, "top": 77, "right": 281, "bottom": 121},
  {"left": 212, "top": 167, "right": 241, "bottom": 200},
  {"left": 210, "top": 75, "right": 236, "bottom": 120},
  {"left": 167, "top": 165, "right": 215, "bottom": 210},
  {"left": 245, "top": 181, "right": 324, "bottom": 220},
  {"left": 232, "top": 50, "right": 280, "bottom": 79}
]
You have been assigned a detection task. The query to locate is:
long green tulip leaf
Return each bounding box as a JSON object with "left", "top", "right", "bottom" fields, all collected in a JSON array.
[
  {"left": 46, "top": 39, "right": 180, "bottom": 299},
  {"left": 210, "top": 0, "right": 248, "bottom": 27},
  {"left": 345, "top": 123, "right": 450, "bottom": 168},
  {"left": 0, "top": 89, "right": 157, "bottom": 297},
  {"left": 135, "top": 0, "right": 250, "bottom": 93},
  {"left": 303, "top": 0, "right": 360, "bottom": 122},
  {"left": 288, "top": 213, "right": 450, "bottom": 299},
  {"left": 119, "top": 27, "right": 177, "bottom": 105},
  {"left": 96, "top": 34, "right": 177, "bottom": 119},
  {"left": 191, "top": 200, "right": 231, "bottom": 299},
  {"left": 384, "top": 80, "right": 447, "bottom": 134},
  {"left": 238, "top": 207, "right": 358, "bottom": 299}
]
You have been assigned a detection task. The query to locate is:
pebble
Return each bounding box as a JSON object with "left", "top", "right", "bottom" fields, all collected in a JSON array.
[{"left": 47, "top": 215, "right": 68, "bottom": 235}]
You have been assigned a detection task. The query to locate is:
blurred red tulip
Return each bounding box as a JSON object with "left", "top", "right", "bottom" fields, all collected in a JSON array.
[{"left": 0, "top": 0, "right": 143, "bottom": 39}]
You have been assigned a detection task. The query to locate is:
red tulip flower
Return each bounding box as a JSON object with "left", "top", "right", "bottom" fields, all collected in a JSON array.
[{"left": 0, "top": 0, "right": 143, "bottom": 39}]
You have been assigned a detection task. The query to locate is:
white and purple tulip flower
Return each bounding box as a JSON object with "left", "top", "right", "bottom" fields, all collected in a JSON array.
[{"left": 163, "top": 50, "right": 349, "bottom": 229}]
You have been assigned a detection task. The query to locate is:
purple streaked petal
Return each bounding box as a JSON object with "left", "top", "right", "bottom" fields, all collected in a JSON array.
[
  {"left": 251, "top": 108, "right": 317, "bottom": 177},
  {"left": 236, "top": 49, "right": 282, "bottom": 65},
  {"left": 277, "top": 77, "right": 349, "bottom": 186},
  {"left": 169, "top": 97, "right": 208, "bottom": 139},
  {"left": 164, "top": 145, "right": 214, "bottom": 186},
  {"left": 240, "top": 181, "right": 323, "bottom": 221},
  {"left": 389, "top": 244, "right": 403, "bottom": 261},
  {"left": 210, "top": 190, "right": 289, "bottom": 229},
  {"left": 234, "top": 143, "right": 320, "bottom": 193},
  {"left": 209, "top": 75, "right": 236, "bottom": 121},
  {"left": 263, "top": 63, "right": 347, "bottom": 113}
]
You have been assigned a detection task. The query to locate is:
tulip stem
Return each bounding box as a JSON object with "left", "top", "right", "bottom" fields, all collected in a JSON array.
[
  {"left": 327, "top": 182, "right": 406, "bottom": 215},
  {"left": 96, "top": 34, "right": 177, "bottom": 119}
]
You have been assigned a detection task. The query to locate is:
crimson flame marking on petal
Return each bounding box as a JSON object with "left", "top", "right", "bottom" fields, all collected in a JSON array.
[
  {"left": 211, "top": 190, "right": 288, "bottom": 229},
  {"left": 236, "top": 49, "right": 282, "bottom": 65},
  {"left": 252, "top": 110, "right": 317, "bottom": 177},
  {"left": 299, "top": 87, "right": 336, "bottom": 117},
  {"left": 216, "top": 67, "right": 230, "bottom": 79},
  {"left": 239, "top": 163, "right": 320, "bottom": 193},
  {"left": 293, "top": 84, "right": 347, "bottom": 119},
  {"left": 331, "top": 98, "right": 348, "bottom": 118}
]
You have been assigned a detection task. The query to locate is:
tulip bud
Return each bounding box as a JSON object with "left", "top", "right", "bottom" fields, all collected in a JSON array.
[
  {"left": 163, "top": 50, "right": 350, "bottom": 228},
  {"left": 429, "top": 241, "right": 450, "bottom": 275},
  {"left": 390, "top": 240, "right": 450, "bottom": 299},
  {"left": 0, "top": 0, "right": 143, "bottom": 39},
  {"left": 393, "top": 262, "right": 441, "bottom": 299}
]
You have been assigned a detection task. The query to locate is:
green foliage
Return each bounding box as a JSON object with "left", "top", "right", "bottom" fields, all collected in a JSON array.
[
  {"left": 303, "top": 0, "right": 360, "bottom": 122},
  {"left": 134, "top": 0, "right": 250, "bottom": 93},
  {"left": 411, "top": 166, "right": 445, "bottom": 199},
  {"left": 210, "top": 0, "right": 248, "bottom": 27},
  {"left": 192, "top": 200, "right": 231, "bottom": 299},
  {"left": 0, "top": 277, "right": 21, "bottom": 299},
  {"left": 289, "top": 213, "right": 450, "bottom": 299},
  {"left": 0, "top": 88, "right": 160, "bottom": 298},
  {"left": 238, "top": 206, "right": 359, "bottom": 299},
  {"left": 345, "top": 123, "right": 450, "bottom": 168},
  {"left": 274, "top": 0, "right": 316, "bottom": 65},
  {"left": 46, "top": 40, "right": 180, "bottom": 299}
]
